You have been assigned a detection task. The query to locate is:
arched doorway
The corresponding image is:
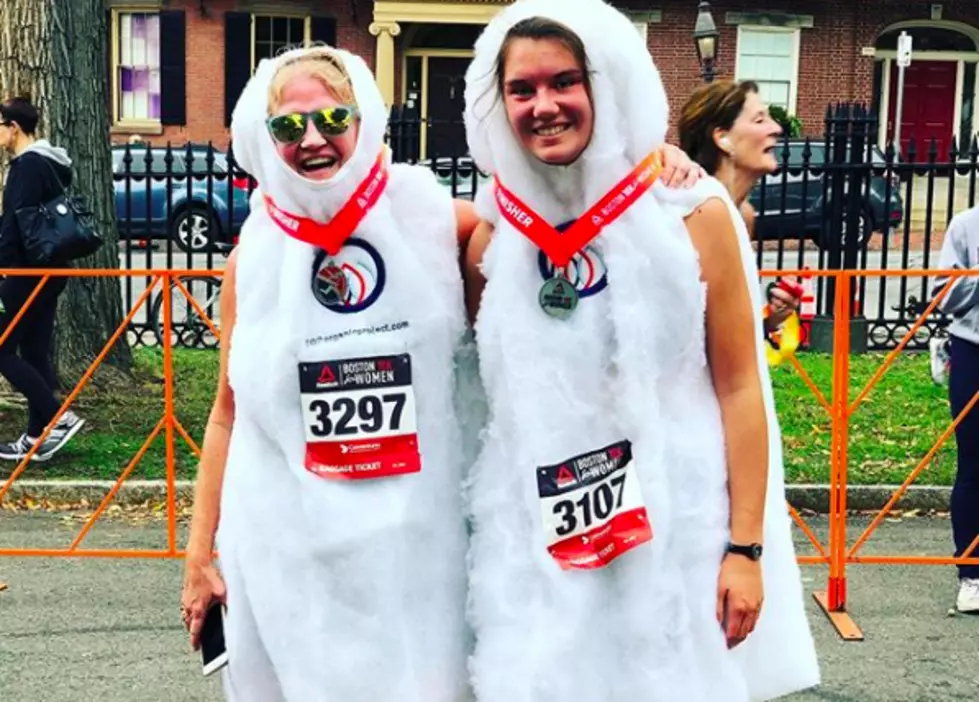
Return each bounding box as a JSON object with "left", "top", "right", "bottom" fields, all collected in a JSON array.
[{"left": 874, "top": 22, "right": 979, "bottom": 159}]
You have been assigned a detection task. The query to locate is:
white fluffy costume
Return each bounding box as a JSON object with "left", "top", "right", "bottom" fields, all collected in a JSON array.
[
  {"left": 218, "top": 46, "right": 470, "bottom": 701},
  {"left": 463, "top": 1, "right": 819, "bottom": 700}
]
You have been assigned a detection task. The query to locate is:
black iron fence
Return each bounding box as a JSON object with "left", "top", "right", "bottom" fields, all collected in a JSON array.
[{"left": 114, "top": 103, "right": 979, "bottom": 350}]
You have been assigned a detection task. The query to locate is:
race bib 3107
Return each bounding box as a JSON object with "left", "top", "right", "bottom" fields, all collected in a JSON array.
[
  {"left": 299, "top": 353, "right": 421, "bottom": 480},
  {"left": 537, "top": 440, "right": 652, "bottom": 570}
]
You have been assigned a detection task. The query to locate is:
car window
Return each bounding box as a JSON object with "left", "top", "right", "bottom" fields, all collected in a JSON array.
[
  {"left": 114, "top": 148, "right": 229, "bottom": 176},
  {"left": 784, "top": 143, "right": 826, "bottom": 167},
  {"left": 200, "top": 154, "right": 228, "bottom": 175},
  {"left": 114, "top": 149, "right": 183, "bottom": 176},
  {"left": 174, "top": 151, "right": 226, "bottom": 175}
]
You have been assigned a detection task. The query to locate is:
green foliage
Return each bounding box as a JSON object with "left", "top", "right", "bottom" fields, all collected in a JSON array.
[{"left": 769, "top": 105, "right": 803, "bottom": 138}]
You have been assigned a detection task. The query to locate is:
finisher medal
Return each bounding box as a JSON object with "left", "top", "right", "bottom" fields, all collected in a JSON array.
[
  {"left": 539, "top": 275, "right": 579, "bottom": 320},
  {"left": 494, "top": 150, "right": 663, "bottom": 321}
]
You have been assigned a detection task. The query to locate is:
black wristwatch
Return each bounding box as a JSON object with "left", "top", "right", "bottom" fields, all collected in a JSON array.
[{"left": 726, "top": 542, "right": 763, "bottom": 561}]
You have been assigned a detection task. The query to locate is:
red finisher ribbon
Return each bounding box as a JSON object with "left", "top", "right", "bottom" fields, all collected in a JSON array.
[
  {"left": 263, "top": 151, "right": 389, "bottom": 255},
  {"left": 494, "top": 151, "right": 663, "bottom": 267}
]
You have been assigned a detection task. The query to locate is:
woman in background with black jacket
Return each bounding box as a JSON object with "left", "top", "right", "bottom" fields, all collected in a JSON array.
[{"left": 0, "top": 96, "right": 84, "bottom": 462}]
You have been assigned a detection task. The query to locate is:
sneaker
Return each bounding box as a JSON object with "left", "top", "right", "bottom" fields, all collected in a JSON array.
[
  {"left": 32, "top": 411, "right": 86, "bottom": 461},
  {"left": 0, "top": 434, "right": 39, "bottom": 462},
  {"left": 930, "top": 337, "right": 950, "bottom": 385},
  {"left": 0, "top": 412, "right": 86, "bottom": 463},
  {"left": 956, "top": 577, "right": 979, "bottom": 613}
]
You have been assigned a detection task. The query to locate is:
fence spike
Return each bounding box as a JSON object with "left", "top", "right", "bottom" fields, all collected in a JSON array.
[
  {"left": 154, "top": 143, "right": 166, "bottom": 173},
  {"left": 123, "top": 141, "right": 133, "bottom": 172},
  {"left": 184, "top": 140, "right": 195, "bottom": 176}
]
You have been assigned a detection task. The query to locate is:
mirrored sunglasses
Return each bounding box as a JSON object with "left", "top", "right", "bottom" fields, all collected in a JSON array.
[{"left": 266, "top": 106, "right": 359, "bottom": 144}]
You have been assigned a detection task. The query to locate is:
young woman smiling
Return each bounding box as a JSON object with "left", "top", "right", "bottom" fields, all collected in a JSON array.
[
  {"left": 461, "top": 2, "right": 819, "bottom": 700},
  {"left": 180, "top": 46, "right": 472, "bottom": 701}
]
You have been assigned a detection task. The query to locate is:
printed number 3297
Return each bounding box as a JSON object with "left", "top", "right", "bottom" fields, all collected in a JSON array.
[
  {"left": 308, "top": 393, "right": 406, "bottom": 438},
  {"left": 553, "top": 474, "right": 626, "bottom": 536}
]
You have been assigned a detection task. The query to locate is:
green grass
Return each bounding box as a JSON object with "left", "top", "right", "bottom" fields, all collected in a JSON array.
[
  {"left": 0, "top": 348, "right": 218, "bottom": 481},
  {"left": 773, "top": 351, "right": 957, "bottom": 485},
  {"left": 0, "top": 348, "right": 960, "bottom": 485}
]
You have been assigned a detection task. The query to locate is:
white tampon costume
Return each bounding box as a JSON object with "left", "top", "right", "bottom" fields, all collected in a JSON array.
[
  {"left": 462, "top": 2, "right": 819, "bottom": 700},
  {"left": 217, "top": 46, "right": 470, "bottom": 701}
]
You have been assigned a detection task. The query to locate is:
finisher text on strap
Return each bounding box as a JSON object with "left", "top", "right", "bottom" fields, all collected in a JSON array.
[{"left": 493, "top": 151, "right": 662, "bottom": 268}]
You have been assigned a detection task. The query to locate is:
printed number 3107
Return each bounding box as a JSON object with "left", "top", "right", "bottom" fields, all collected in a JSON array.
[{"left": 552, "top": 474, "right": 627, "bottom": 536}]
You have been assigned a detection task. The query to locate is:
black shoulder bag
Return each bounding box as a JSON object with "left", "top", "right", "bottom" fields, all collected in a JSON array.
[{"left": 13, "top": 155, "right": 104, "bottom": 266}]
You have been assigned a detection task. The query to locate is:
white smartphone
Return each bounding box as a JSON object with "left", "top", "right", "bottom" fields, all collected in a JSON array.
[{"left": 200, "top": 603, "right": 229, "bottom": 677}]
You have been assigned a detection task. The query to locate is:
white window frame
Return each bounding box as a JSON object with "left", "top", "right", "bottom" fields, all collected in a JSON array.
[
  {"left": 250, "top": 14, "right": 313, "bottom": 72},
  {"left": 734, "top": 25, "right": 801, "bottom": 114},
  {"left": 110, "top": 6, "right": 163, "bottom": 129},
  {"left": 634, "top": 21, "right": 649, "bottom": 44}
]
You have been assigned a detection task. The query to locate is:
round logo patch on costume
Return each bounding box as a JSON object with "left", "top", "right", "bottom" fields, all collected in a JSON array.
[
  {"left": 311, "top": 238, "right": 386, "bottom": 313},
  {"left": 537, "top": 221, "right": 608, "bottom": 299}
]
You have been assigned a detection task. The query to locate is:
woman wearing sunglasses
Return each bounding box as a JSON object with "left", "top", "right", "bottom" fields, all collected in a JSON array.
[
  {"left": 179, "top": 46, "right": 473, "bottom": 700},
  {"left": 460, "top": 1, "right": 819, "bottom": 700}
]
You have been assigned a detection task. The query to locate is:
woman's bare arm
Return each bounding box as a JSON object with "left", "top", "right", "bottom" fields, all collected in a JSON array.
[
  {"left": 463, "top": 219, "right": 494, "bottom": 325},
  {"left": 454, "top": 199, "right": 479, "bottom": 247},
  {"left": 686, "top": 197, "right": 768, "bottom": 647}
]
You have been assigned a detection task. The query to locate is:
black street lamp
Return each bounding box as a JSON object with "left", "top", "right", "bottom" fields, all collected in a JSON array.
[{"left": 693, "top": 1, "right": 720, "bottom": 83}]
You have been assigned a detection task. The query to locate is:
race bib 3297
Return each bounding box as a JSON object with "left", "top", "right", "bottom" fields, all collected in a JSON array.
[{"left": 299, "top": 353, "right": 421, "bottom": 480}]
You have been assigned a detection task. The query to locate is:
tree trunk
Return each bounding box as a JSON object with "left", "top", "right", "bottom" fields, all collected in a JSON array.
[{"left": 0, "top": 0, "right": 131, "bottom": 380}]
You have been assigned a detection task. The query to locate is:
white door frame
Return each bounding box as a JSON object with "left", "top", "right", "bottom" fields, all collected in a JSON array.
[{"left": 874, "top": 19, "right": 979, "bottom": 151}]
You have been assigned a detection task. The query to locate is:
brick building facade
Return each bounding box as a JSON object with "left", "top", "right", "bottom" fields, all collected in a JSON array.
[
  {"left": 108, "top": 0, "right": 979, "bottom": 157},
  {"left": 107, "top": 0, "right": 373, "bottom": 147}
]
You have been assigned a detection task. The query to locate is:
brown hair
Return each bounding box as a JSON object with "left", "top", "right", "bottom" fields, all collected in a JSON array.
[
  {"left": 268, "top": 49, "right": 356, "bottom": 114},
  {"left": 494, "top": 17, "right": 592, "bottom": 99},
  {"left": 677, "top": 79, "right": 759, "bottom": 175}
]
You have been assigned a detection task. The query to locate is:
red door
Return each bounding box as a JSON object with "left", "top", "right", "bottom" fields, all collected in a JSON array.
[{"left": 887, "top": 60, "right": 957, "bottom": 161}]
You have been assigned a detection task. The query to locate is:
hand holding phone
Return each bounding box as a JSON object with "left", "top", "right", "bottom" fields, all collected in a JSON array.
[{"left": 200, "top": 603, "right": 229, "bottom": 677}]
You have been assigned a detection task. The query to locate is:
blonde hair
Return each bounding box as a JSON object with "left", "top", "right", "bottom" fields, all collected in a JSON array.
[{"left": 268, "top": 49, "right": 357, "bottom": 113}]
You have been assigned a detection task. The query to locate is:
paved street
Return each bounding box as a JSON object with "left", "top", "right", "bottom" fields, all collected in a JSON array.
[{"left": 0, "top": 512, "right": 976, "bottom": 701}]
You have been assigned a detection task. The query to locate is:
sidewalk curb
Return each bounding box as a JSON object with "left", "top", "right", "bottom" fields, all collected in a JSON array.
[
  {"left": 785, "top": 484, "right": 951, "bottom": 513},
  {"left": 6, "top": 480, "right": 196, "bottom": 504},
  {"left": 1, "top": 480, "right": 954, "bottom": 512}
]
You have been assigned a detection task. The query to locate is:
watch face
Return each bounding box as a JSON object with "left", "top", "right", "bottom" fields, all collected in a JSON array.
[{"left": 751, "top": 544, "right": 763, "bottom": 559}]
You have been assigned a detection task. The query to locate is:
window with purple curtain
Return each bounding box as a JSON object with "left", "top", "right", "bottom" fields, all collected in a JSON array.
[{"left": 118, "top": 12, "right": 161, "bottom": 121}]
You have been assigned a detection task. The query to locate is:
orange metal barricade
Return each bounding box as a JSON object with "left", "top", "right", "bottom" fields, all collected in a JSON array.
[
  {"left": 0, "top": 268, "right": 223, "bottom": 559},
  {"left": 817, "top": 268, "right": 979, "bottom": 640},
  {"left": 1, "top": 266, "right": 977, "bottom": 643},
  {"left": 758, "top": 269, "right": 836, "bottom": 577},
  {"left": 760, "top": 268, "right": 862, "bottom": 639}
]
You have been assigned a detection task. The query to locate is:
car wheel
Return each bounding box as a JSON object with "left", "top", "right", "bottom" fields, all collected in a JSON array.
[
  {"left": 172, "top": 208, "right": 216, "bottom": 253},
  {"left": 843, "top": 207, "right": 874, "bottom": 251},
  {"left": 817, "top": 207, "right": 874, "bottom": 252}
]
